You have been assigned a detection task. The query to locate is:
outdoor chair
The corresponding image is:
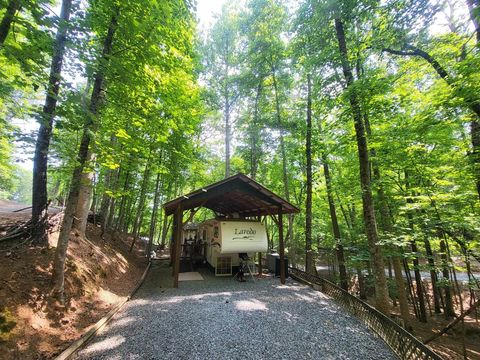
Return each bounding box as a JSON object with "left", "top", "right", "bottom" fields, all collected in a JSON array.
[{"left": 234, "top": 253, "right": 256, "bottom": 282}]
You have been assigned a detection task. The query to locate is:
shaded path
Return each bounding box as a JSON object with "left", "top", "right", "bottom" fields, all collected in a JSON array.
[{"left": 75, "top": 262, "right": 396, "bottom": 359}]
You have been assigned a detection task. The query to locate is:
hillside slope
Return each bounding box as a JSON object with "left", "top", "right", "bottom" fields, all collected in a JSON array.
[{"left": 0, "top": 222, "right": 147, "bottom": 359}]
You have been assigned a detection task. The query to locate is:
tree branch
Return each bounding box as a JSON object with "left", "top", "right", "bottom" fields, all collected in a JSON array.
[
  {"left": 381, "top": 47, "right": 417, "bottom": 57},
  {"left": 381, "top": 45, "right": 451, "bottom": 83}
]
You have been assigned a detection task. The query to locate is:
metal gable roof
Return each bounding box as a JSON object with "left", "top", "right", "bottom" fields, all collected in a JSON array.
[{"left": 163, "top": 173, "right": 300, "bottom": 217}]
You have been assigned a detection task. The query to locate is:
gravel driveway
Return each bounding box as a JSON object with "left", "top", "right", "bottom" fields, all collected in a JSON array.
[{"left": 75, "top": 262, "right": 396, "bottom": 360}]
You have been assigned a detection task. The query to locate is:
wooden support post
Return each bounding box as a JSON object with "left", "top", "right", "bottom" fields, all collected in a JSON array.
[
  {"left": 278, "top": 206, "right": 285, "bottom": 284},
  {"left": 258, "top": 252, "right": 262, "bottom": 276},
  {"left": 173, "top": 202, "right": 183, "bottom": 288},
  {"left": 170, "top": 214, "right": 176, "bottom": 274}
]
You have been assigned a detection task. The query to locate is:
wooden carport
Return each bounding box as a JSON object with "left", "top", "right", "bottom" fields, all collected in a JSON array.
[{"left": 163, "top": 173, "right": 300, "bottom": 287}]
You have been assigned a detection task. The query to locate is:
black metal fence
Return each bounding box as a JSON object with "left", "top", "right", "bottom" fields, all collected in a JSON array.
[{"left": 289, "top": 267, "right": 442, "bottom": 360}]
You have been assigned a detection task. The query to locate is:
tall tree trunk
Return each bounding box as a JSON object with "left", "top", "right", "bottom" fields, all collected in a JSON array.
[
  {"left": 417, "top": 202, "right": 445, "bottom": 314},
  {"left": 106, "top": 196, "right": 116, "bottom": 230},
  {"left": 439, "top": 233, "right": 456, "bottom": 318},
  {"left": 378, "top": 180, "right": 411, "bottom": 327},
  {"left": 387, "top": 258, "right": 395, "bottom": 306},
  {"left": 31, "top": 0, "right": 73, "bottom": 246},
  {"left": 472, "top": 119, "right": 480, "bottom": 199},
  {"left": 225, "top": 93, "right": 231, "bottom": 178},
  {"left": 424, "top": 235, "right": 443, "bottom": 314},
  {"left": 105, "top": 167, "right": 121, "bottom": 231},
  {"left": 361, "top": 103, "right": 411, "bottom": 327},
  {"left": 356, "top": 267, "right": 367, "bottom": 299},
  {"left": 0, "top": 0, "right": 22, "bottom": 45},
  {"left": 147, "top": 171, "right": 161, "bottom": 258},
  {"left": 336, "top": 194, "right": 352, "bottom": 231},
  {"left": 334, "top": 17, "right": 390, "bottom": 314},
  {"left": 383, "top": 229, "right": 412, "bottom": 327},
  {"left": 158, "top": 180, "right": 172, "bottom": 248},
  {"left": 468, "top": 0, "right": 480, "bottom": 199},
  {"left": 391, "top": 256, "right": 412, "bottom": 329},
  {"left": 130, "top": 161, "right": 151, "bottom": 251},
  {"left": 90, "top": 180, "right": 97, "bottom": 220},
  {"left": 337, "top": 196, "right": 363, "bottom": 296},
  {"left": 405, "top": 174, "right": 428, "bottom": 322},
  {"left": 160, "top": 214, "right": 171, "bottom": 248},
  {"left": 98, "top": 137, "right": 118, "bottom": 234},
  {"left": 116, "top": 170, "right": 130, "bottom": 231},
  {"left": 305, "top": 74, "right": 315, "bottom": 275},
  {"left": 51, "top": 9, "right": 118, "bottom": 300},
  {"left": 99, "top": 169, "right": 115, "bottom": 235},
  {"left": 371, "top": 166, "right": 410, "bottom": 325},
  {"left": 250, "top": 81, "right": 262, "bottom": 179},
  {"left": 72, "top": 151, "right": 95, "bottom": 236},
  {"left": 124, "top": 193, "right": 137, "bottom": 233},
  {"left": 223, "top": 34, "right": 231, "bottom": 179},
  {"left": 361, "top": 87, "right": 402, "bottom": 314},
  {"left": 99, "top": 169, "right": 113, "bottom": 229},
  {"left": 320, "top": 127, "right": 348, "bottom": 291},
  {"left": 272, "top": 67, "right": 289, "bottom": 201},
  {"left": 404, "top": 258, "right": 420, "bottom": 319},
  {"left": 271, "top": 66, "right": 294, "bottom": 253},
  {"left": 405, "top": 172, "right": 428, "bottom": 323},
  {"left": 322, "top": 153, "right": 348, "bottom": 291}
]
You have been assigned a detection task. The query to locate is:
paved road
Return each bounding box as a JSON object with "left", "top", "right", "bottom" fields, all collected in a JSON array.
[
  {"left": 317, "top": 266, "right": 480, "bottom": 283},
  {"left": 391, "top": 269, "right": 480, "bottom": 283},
  {"left": 0, "top": 199, "right": 62, "bottom": 217},
  {"left": 75, "top": 262, "right": 396, "bottom": 360},
  {"left": 0, "top": 199, "right": 63, "bottom": 229}
]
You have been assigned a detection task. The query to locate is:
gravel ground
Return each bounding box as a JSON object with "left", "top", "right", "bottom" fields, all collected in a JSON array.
[{"left": 75, "top": 262, "right": 397, "bottom": 360}]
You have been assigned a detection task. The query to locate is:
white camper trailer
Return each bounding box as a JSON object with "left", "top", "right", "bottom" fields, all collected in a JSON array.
[{"left": 199, "top": 219, "right": 268, "bottom": 276}]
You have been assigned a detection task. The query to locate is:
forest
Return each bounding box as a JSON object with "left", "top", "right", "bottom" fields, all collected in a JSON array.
[{"left": 1, "top": 0, "right": 480, "bottom": 358}]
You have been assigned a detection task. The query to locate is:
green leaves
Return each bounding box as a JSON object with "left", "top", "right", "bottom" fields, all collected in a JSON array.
[{"left": 115, "top": 128, "right": 130, "bottom": 140}]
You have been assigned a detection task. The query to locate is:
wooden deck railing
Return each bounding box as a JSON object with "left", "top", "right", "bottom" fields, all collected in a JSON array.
[{"left": 289, "top": 267, "right": 442, "bottom": 360}]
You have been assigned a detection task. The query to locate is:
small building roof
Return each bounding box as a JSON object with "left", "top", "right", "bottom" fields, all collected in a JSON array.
[{"left": 163, "top": 173, "right": 300, "bottom": 217}]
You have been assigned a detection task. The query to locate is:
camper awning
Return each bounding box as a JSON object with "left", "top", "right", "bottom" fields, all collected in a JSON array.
[{"left": 163, "top": 173, "right": 299, "bottom": 217}]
